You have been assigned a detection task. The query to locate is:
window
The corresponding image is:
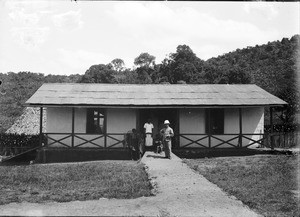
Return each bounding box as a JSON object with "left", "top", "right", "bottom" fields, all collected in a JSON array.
[
  {"left": 205, "top": 108, "right": 224, "bottom": 134},
  {"left": 86, "top": 108, "right": 105, "bottom": 134}
]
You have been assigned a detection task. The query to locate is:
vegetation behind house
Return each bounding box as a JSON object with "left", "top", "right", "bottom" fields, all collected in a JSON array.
[{"left": 0, "top": 35, "right": 299, "bottom": 133}]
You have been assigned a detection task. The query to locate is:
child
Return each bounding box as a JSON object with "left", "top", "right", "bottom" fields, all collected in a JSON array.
[{"left": 153, "top": 133, "right": 163, "bottom": 154}]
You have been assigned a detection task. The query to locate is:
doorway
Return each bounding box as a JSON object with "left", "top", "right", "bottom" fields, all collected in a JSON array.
[{"left": 138, "top": 108, "right": 179, "bottom": 146}]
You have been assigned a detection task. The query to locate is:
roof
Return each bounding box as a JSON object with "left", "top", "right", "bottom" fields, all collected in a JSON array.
[{"left": 25, "top": 83, "right": 287, "bottom": 108}]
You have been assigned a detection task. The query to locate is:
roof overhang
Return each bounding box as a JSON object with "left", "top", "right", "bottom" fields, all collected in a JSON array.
[
  {"left": 25, "top": 103, "right": 286, "bottom": 108},
  {"left": 25, "top": 83, "right": 288, "bottom": 108}
]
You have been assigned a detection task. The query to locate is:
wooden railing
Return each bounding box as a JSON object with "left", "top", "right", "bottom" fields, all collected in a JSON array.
[
  {"left": 175, "top": 132, "right": 299, "bottom": 149},
  {"left": 175, "top": 133, "right": 265, "bottom": 149},
  {"left": 43, "top": 132, "right": 299, "bottom": 149},
  {"left": 43, "top": 133, "right": 126, "bottom": 149}
]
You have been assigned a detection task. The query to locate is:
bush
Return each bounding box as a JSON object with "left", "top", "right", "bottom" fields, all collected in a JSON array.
[
  {"left": 0, "top": 133, "right": 40, "bottom": 156},
  {"left": 264, "top": 124, "right": 299, "bottom": 133}
]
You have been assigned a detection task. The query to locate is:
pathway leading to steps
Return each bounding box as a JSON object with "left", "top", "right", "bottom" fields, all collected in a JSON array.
[{"left": 0, "top": 152, "right": 261, "bottom": 216}]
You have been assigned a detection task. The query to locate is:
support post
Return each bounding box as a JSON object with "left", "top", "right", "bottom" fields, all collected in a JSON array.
[
  {"left": 176, "top": 108, "right": 180, "bottom": 148},
  {"left": 39, "top": 107, "right": 43, "bottom": 146},
  {"left": 71, "top": 107, "right": 75, "bottom": 148},
  {"left": 270, "top": 107, "right": 274, "bottom": 149},
  {"left": 239, "top": 108, "right": 243, "bottom": 148},
  {"left": 104, "top": 109, "right": 107, "bottom": 148},
  {"left": 208, "top": 109, "right": 211, "bottom": 148}
]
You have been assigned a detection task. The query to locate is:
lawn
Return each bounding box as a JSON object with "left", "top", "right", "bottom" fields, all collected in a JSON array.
[
  {"left": 0, "top": 161, "right": 153, "bottom": 205},
  {"left": 184, "top": 154, "right": 299, "bottom": 217}
]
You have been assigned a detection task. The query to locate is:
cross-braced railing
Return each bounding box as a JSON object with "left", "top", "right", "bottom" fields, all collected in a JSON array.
[
  {"left": 42, "top": 132, "right": 296, "bottom": 149},
  {"left": 176, "top": 133, "right": 266, "bottom": 149},
  {"left": 43, "top": 133, "right": 126, "bottom": 149}
]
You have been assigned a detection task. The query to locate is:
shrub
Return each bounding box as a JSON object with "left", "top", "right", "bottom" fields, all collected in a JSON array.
[{"left": 0, "top": 133, "right": 40, "bottom": 156}]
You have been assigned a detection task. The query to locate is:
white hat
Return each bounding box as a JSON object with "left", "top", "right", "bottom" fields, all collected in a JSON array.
[{"left": 164, "top": 120, "right": 170, "bottom": 124}]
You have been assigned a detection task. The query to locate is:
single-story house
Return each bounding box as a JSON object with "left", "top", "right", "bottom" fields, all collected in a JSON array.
[{"left": 25, "top": 83, "right": 286, "bottom": 162}]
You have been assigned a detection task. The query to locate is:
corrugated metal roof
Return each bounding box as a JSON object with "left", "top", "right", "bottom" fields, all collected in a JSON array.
[{"left": 25, "top": 83, "right": 287, "bottom": 107}]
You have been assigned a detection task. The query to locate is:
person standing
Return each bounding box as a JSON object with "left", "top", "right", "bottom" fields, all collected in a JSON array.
[
  {"left": 125, "top": 128, "right": 140, "bottom": 160},
  {"left": 160, "top": 120, "right": 174, "bottom": 159},
  {"left": 144, "top": 118, "right": 154, "bottom": 151}
]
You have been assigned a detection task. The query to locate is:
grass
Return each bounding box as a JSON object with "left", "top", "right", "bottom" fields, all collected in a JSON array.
[
  {"left": 0, "top": 161, "right": 152, "bottom": 205},
  {"left": 184, "top": 154, "right": 299, "bottom": 217}
]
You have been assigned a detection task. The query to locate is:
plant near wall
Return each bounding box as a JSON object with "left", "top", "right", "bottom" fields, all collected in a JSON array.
[{"left": 0, "top": 133, "right": 40, "bottom": 156}]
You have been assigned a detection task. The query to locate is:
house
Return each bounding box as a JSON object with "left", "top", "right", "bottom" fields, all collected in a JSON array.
[{"left": 25, "top": 83, "right": 286, "bottom": 162}]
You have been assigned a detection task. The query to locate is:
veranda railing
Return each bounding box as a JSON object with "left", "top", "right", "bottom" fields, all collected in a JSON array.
[{"left": 41, "top": 132, "right": 298, "bottom": 149}]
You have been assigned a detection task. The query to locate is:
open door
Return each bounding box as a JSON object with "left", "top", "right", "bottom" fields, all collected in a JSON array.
[{"left": 138, "top": 108, "right": 179, "bottom": 147}]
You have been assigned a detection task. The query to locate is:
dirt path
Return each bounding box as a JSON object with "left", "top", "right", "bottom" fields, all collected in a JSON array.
[{"left": 0, "top": 152, "right": 261, "bottom": 216}]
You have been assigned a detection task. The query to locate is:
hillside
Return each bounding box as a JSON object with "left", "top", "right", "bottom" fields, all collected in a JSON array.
[
  {"left": 0, "top": 72, "right": 81, "bottom": 133},
  {"left": 206, "top": 35, "right": 299, "bottom": 125},
  {"left": 1, "top": 35, "right": 299, "bottom": 134}
]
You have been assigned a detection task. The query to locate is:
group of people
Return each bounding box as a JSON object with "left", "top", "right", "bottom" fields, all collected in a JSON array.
[{"left": 125, "top": 118, "right": 174, "bottom": 160}]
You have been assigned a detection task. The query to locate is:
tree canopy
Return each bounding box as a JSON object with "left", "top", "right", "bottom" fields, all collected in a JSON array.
[
  {"left": 134, "top": 52, "right": 156, "bottom": 68},
  {"left": 110, "top": 58, "right": 125, "bottom": 72},
  {"left": 79, "top": 64, "right": 116, "bottom": 83}
]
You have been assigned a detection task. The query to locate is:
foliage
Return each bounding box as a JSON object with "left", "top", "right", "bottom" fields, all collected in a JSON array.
[
  {"left": 44, "top": 74, "right": 81, "bottom": 83},
  {"left": 0, "top": 133, "right": 40, "bottom": 156},
  {"left": 1, "top": 35, "right": 299, "bottom": 133},
  {"left": 135, "top": 66, "right": 153, "bottom": 84},
  {"left": 184, "top": 155, "right": 299, "bottom": 217},
  {"left": 110, "top": 58, "right": 125, "bottom": 72},
  {"left": 264, "top": 124, "right": 299, "bottom": 133},
  {"left": 76, "top": 34, "right": 300, "bottom": 124},
  {"left": 134, "top": 52, "right": 156, "bottom": 68},
  {"left": 158, "top": 45, "right": 205, "bottom": 84},
  {"left": 0, "top": 133, "right": 39, "bottom": 148},
  {"left": 0, "top": 72, "right": 82, "bottom": 133},
  {"left": 115, "top": 69, "right": 139, "bottom": 84},
  {"left": 0, "top": 72, "right": 44, "bottom": 133},
  {"left": 206, "top": 35, "right": 300, "bottom": 124},
  {"left": 79, "top": 64, "right": 117, "bottom": 83},
  {"left": 0, "top": 161, "right": 152, "bottom": 204}
]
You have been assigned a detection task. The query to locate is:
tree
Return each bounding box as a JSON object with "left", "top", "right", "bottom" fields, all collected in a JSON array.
[
  {"left": 173, "top": 62, "right": 198, "bottom": 83},
  {"left": 225, "top": 68, "right": 251, "bottom": 84},
  {"left": 116, "top": 69, "right": 139, "bottom": 84},
  {"left": 159, "top": 45, "right": 205, "bottom": 84},
  {"left": 136, "top": 67, "right": 152, "bottom": 84},
  {"left": 171, "top": 45, "right": 198, "bottom": 63},
  {"left": 205, "top": 34, "right": 300, "bottom": 125},
  {"left": 79, "top": 64, "right": 116, "bottom": 83},
  {"left": 134, "top": 53, "right": 155, "bottom": 68},
  {"left": 110, "top": 58, "right": 125, "bottom": 72}
]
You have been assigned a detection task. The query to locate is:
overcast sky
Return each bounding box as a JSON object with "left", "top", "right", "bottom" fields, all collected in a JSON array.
[{"left": 0, "top": 1, "right": 299, "bottom": 75}]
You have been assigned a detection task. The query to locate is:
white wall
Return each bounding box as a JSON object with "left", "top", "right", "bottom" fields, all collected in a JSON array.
[
  {"left": 46, "top": 107, "right": 72, "bottom": 147},
  {"left": 179, "top": 107, "right": 264, "bottom": 148},
  {"left": 47, "top": 107, "right": 72, "bottom": 133},
  {"left": 46, "top": 107, "right": 136, "bottom": 148},
  {"left": 179, "top": 108, "right": 207, "bottom": 148},
  {"left": 46, "top": 106, "right": 264, "bottom": 149},
  {"left": 241, "top": 107, "right": 264, "bottom": 148},
  {"left": 106, "top": 108, "right": 136, "bottom": 147}
]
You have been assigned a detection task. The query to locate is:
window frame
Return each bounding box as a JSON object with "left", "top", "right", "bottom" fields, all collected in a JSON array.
[
  {"left": 205, "top": 108, "right": 224, "bottom": 135},
  {"left": 86, "top": 108, "right": 106, "bottom": 134}
]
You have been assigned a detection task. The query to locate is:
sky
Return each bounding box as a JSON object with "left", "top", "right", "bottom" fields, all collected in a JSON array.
[{"left": 0, "top": 1, "right": 299, "bottom": 76}]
